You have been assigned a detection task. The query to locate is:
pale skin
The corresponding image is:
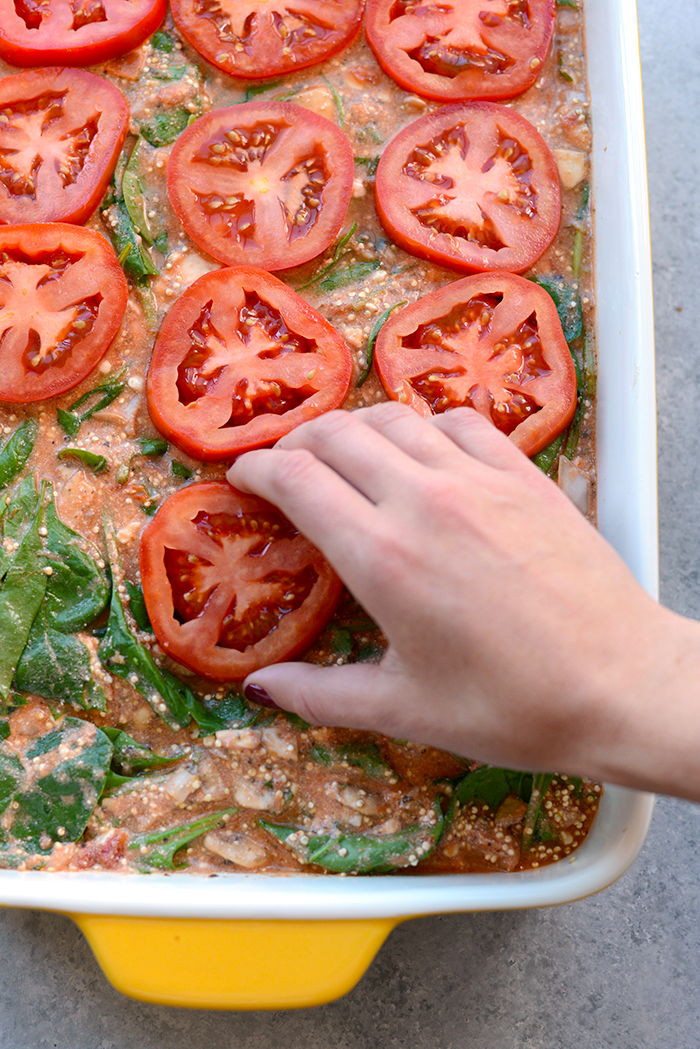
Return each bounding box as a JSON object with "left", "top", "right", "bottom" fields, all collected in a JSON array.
[{"left": 227, "top": 403, "right": 700, "bottom": 802}]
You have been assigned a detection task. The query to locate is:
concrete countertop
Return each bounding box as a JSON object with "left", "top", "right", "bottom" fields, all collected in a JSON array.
[{"left": 1, "top": 1, "right": 698, "bottom": 1045}]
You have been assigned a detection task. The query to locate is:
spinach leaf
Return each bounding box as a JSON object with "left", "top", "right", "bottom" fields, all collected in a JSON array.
[
  {"left": 57, "top": 371, "right": 127, "bottom": 438},
  {"left": 244, "top": 80, "right": 282, "bottom": 101},
  {"left": 98, "top": 567, "right": 229, "bottom": 734},
  {"left": 452, "top": 765, "right": 533, "bottom": 811},
  {"left": 328, "top": 626, "right": 353, "bottom": 655},
  {"left": 125, "top": 580, "right": 152, "bottom": 633},
  {"left": 356, "top": 156, "right": 380, "bottom": 177},
  {"left": 531, "top": 275, "right": 582, "bottom": 343},
  {"left": 283, "top": 711, "right": 310, "bottom": 731},
  {"left": 107, "top": 198, "right": 158, "bottom": 281},
  {"left": 0, "top": 717, "right": 112, "bottom": 852},
  {"left": 42, "top": 489, "right": 109, "bottom": 632},
  {"left": 129, "top": 809, "right": 237, "bottom": 870},
  {"left": 358, "top": 301, "right": 407, "bottom": 386},
  {"left": 200, "top": 690, "right": 261, "bottom": 728},
  {"left": 260, "top": 801, "right": 444, "bottom": 874},
  {"left": 309, "top": 744, "right": 333, "bottom": 765},
  {"left": 0, "top": 490, "right": 48, "bottom": 703},
  {"left": 533, "top": 432, "right": 565, "bottom": 477},
  {"left": 0, "top": 720, "right": 9, "bottom": 741},
  {"left": 102, "top": 726, "right": 180, "bottom": 775},
  {"left": 318, "top": 260, "right": 380, "bottom": 292},
  {"left": 338, "top": 742, "right": 393, "bottom": 779},
  {"left": 140, "top": 108, "right": 191, "bottom": 147},
  {"left": 521, "top": 772, "right": 554, "bottom": 852},
  {"left": 152, "top": 29, "right": 174, "bottom": 51},
  {"left": 123, "top": 137, "right": 154, "bottom": 244},
  {"left": 138, "top": 438, "right": 168, "bottom": 457},
  {"left": 14, "top": 618, "right": 105, "bottom": 711},
  {"left": 0, "top": 419, "right": 37, "bottom": 490},
  {"left": 98, "top": 579, "right": 193, "bottom": 730},
  {"left": 171, "top": 460, "right": 193, "bottom": 479},
  {"left": 57, "top": 448, "right": 108, "bottom": 473},
  {"left": 296, "top": 222, "right": 357, "bottom": 290}
]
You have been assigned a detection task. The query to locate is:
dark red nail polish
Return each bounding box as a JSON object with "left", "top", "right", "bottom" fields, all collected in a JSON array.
[{"left": 244, "top": 683, "right": 278, "bottom": 709}]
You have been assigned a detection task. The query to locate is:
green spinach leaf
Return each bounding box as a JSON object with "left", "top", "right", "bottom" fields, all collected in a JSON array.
[
  {"left": 260, "top": 801, "right": 443, "bottom": 874},
  {"left": 129, "top": 809, "right": 237, "bottom": 870},
  {"left": 0, "top": 420, "right": 37, "bottom": 490},
  {"left": 0, "top": 717, "right": 112, "bottom": 852},
  {"left": 14, "top": 617, "right": 105, "bottom": 711}
]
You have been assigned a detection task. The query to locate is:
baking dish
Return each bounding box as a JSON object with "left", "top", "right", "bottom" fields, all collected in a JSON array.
[{"left": 0, "top": 0, "right": 656, "bottom": 1010}]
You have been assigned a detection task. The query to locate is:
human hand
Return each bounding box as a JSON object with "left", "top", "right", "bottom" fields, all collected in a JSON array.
[{"left": 227, "top": 404, "right": 700, "bottom": 796}]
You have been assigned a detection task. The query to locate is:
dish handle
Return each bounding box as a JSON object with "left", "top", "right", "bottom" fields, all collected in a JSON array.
[{"left": 71, "top": 914, "right": 403, "bottom": 1010}]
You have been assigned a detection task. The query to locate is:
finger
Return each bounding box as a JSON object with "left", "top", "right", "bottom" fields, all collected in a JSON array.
[
  {"left": 243, "top": 660, "right": 409, "bottom": 738},
  {"left": 276, "top": 403, "right": 459, "bottom": 503},
  {"left": 227, "top": 444, "right": 379, "bottom": 573},
  {"left": 430, "top": 407, "right": 534, "bottom": 471}
]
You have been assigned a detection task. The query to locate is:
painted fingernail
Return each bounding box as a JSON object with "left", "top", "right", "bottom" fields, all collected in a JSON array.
[{"left": 244, "top": 683, "right": 278, "bottom": 709}]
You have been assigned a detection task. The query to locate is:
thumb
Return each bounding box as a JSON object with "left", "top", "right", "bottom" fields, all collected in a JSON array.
[{"left": 243, "top": 660, "right": 405, "bottom": 737}]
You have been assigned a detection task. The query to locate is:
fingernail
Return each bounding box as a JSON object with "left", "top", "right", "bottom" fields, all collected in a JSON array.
[{"left": 244, "top": 683, "right": 278, "bottom": 709}]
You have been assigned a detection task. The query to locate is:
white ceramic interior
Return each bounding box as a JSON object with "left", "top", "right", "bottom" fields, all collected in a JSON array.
[{"left": 0, "top": 0, "right": 656, "bottom": 920}]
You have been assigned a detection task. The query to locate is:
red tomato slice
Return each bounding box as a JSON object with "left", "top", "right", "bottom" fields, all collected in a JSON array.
[
  {"left": 171, "top": 0, "right": 365, "bottom": 80},
  {"left": 375, "top": 102, "right": 560, "bottom": 274},
  {"left": 374, "top": 272, "right": 576, "bottom": 456},
  {"left": 0, "top": 224, "right": 128, "bottom": 403},
  {"left": 366, "top": 0, "right": 555, "bottom": 102},
  {"left": 0, "top": 68, "right": 129, "bottom": 227},
  {"left": 147, "top": 266, "right": 353, "bottom": 461},
  {"left": 140, "top": 481, "right": 343, "bottom": 680},
  {"left": 167, "top": 101, "right": 354, "bottom": 272},
  {"left": 0, "top": 0, "right": 166, "bottom": 67}
]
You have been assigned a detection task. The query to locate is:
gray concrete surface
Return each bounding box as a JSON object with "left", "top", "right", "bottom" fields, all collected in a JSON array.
[{"left": 2, "top": 1, "right": 699, "bottom": 1045}]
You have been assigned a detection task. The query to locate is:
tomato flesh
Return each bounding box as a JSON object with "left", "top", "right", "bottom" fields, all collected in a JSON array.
[
  {"left": 0, "top": 68, "right": 129, "bottom": 226},
  {"left": 374, "top": 272, "right": 577, "bottom": 457},
  {"left": 0, "top": 0, "right": 167, "bottom": 67},
  {"left": 366, "top": 0, "right": 555, "bottom": 102},
  {"left": 140, "top": 482, "right": 343, "bottom": 680},
  {"left": 0, "top": 224, "right": 128, "bottom": 403},
  {"left": 167, "top": 102, "right": 354, "bottom": 272},
  {"left": 170, "top": 0, "right": 365, "bottom": 80},
  {"left": 147, "top": 266, "right": 353, "bottom": 461},
  {"left": 375, "top": 102, "right": 560, "bottom": 274}
]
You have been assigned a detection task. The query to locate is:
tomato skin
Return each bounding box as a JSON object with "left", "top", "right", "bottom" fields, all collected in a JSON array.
[
  {"left": 0, "top": 224, "right": 128, "bottom": 403},
  {"left": 147, "top": 266, "right": 353, "bottom": 462},
  {"left": 0, "top": 68, "right": 129, "bottom": 227},
  {"left": 170, "top": 0, "right": 365, "bottom": 80},
  {"left": 167, "top": 101, "right": 354, "bottom": 273},
  {"left": 374, "top": 272, "right": 577, "bottom": 457},
  {"left": 375, "top": 102, "right": 560, "bottom": 274},
  {"left": 140, "top": 482, "right": 343, "bottom": 681},
  {"left": 0, "top": 0, "right": 167, "bottom": 67},
  {"left": 366, "top": 0, "right": 556, "bottom": 102}
]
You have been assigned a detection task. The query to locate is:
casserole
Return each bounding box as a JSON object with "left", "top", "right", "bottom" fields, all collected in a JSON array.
[{"left": 0, "top": 0, "right": 656, "bottom": 1009}]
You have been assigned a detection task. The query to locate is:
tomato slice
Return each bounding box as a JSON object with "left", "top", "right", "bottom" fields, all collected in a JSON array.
[
  {"left": 167, "top": 101, "right": 354, "bottom": 272},
  {"left": 0, "top": 223, "right": 128, "bottom": 403},
  {"left": 374, "top": 272, "right": 576, "bottom": 456},
  {"left": 171, "top": 0, "right": 365, "bottom": 79},
  {"left": 0, "top": 68, "right": 129, "bottom": 227},
  {"left": 140, "top": 481, "right": 343, "bottom": 680},
  {"left": 366, "top": 0, "right": 555, "bottom": 102},
  {"left": 0, "top": 0, "right": 167, "bottom": 67},
  {"left": 375, "top": 102, "right": 560, "bottom": 274},
  {"left": 147, "top": 266, "right": 353, "bottom": 461}
]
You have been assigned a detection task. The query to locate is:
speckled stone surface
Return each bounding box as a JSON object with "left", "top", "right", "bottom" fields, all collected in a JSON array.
[{"left": 2, "top": 2, "right": 700, "bottom": 1045}]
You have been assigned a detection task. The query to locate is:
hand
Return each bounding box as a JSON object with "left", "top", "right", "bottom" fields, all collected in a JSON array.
[{"left": 227, "top": 404, "right": 700, "bottom": 797}]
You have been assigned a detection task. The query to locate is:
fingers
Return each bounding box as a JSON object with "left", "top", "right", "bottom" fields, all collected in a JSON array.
[
  {"left": 430, "top": 407, "right": 532, "bottom": 472},
  {"left": 276, "top": 402, "right": 463, "bottom": 502},
  {"left": 243, "top": 660, "right": 406, "bottom": 737},
  {"left": 227, "top": 443, "right": 377, "bottom": 572}
]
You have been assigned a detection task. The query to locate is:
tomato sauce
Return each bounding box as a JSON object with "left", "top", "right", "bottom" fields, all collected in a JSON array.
[{"left": 0, "top": 2, "right": 599, "bottom": 876}]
